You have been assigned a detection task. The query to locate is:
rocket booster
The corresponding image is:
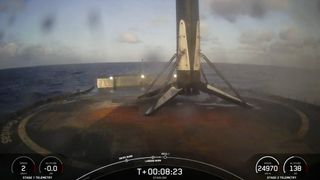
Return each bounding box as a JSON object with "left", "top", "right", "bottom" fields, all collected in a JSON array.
[
  {"left": 141, "top": 0, "right": 251, "bottom": 115},
  {"left": 176, "top": 0, "right": 201, "bottom": 90}
]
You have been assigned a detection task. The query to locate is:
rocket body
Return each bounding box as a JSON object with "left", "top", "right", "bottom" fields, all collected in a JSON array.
[
  {"left": 176, "top": 0, "right": 201, "bottom": 92},
  {"left": 142, "top": 0, "right": 250, "bottom": 115}
]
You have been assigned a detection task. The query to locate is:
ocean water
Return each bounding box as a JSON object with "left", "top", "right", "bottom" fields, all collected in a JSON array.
[
  {"left": 0, "top": 63, "right": 142, "bottom": 119},
  {"left": 0, "top": 62, "right": 319, "bottom": 120}
]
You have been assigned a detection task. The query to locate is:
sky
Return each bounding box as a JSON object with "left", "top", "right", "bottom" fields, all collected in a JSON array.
[{"left": 0, "top": 0, "right": 320, "bottom": 69}]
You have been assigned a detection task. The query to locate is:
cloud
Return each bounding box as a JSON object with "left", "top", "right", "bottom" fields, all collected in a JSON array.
[
  {"left": 0, "top": 0, "right": 26, "bottom": 12},
  {"left": 7, "top": 14, "right": 16, "bottom": 26},
  {"left": 207, "top": 0, "right": 288, "bottom": 22},
  {"left": 0, "top": 31, "right": 4, "bottom": 41},
  {"left": 0, "top": 42, "right": 83, "bottom": 69},
  {"left": 239, "top": 27, "right": 320, "bottom": 51},
  {"left": 0, "top": 42, "right": 18, "bottom": 58},
  {"left": 239, "top": 29, "right": 274, "bottom": 45},
  {"left": 289, "top": 0, "right": 320, "bottom": 32},
  {"left": 276, "top": 27, "right": 320, "bottom": 51},
  {"left": 21, "top": 45, "right": 53, "bottom": 58},
  {"left": 147, "top": 16, "right": 169, "bottom": 27},
  {"left": 237, "top": 26, "right": 320, "bottom": 68},
  {"left": 238, "top": 29, "right": 275, "bottom": 54},
  {"left": 199, "top": 21, "right": 221, "bottom": 46},
  {"left": 0, "top": 0, "right": 26, "bottom": 27},
  {"left": 117, "top": 32, "right": 141, "bottom": 44},
  {"left": 279, "top": 27, "right": 301, "bottom": 42},
  {"left": 200, "top": 22, "right": 210, "bottom": 41},
  {"left": 0, "top": 42, "right": 75, "bottom": 61},
  {"left": 303, "top": 37, "right": 320, "bottom": 49}
]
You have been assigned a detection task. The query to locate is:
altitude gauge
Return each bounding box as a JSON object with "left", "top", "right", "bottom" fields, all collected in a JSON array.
[
  {"left": 11, "top": 156, "right": 36, "bottom": 178},
  {"left": 283, "top": 156, "right": 308, "bottom": 177},
  {"left": 39, "top": 156, "right": 64, "bottom": 178},
  {"left": 255, "top": 156, "right": 280, "bottom": 176}
]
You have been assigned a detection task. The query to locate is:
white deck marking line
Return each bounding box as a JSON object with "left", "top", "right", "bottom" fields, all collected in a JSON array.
[
  {"left": 18, "top": 112, "right": 96, "bottom": 170},
  {"left": 253, "top": 97, "right": 309, "bottom": 139}
]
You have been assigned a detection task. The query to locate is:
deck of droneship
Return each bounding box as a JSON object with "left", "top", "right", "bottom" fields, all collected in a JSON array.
[{"left": 1, "top": 87, "right": 320, "bottom": 179}]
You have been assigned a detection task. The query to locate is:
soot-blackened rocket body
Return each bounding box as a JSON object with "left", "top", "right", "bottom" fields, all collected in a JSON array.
[{"left": 176, "top": 0, "right": 201, "bottom": 92}]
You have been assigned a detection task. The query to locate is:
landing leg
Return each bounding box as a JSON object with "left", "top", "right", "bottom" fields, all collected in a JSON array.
[
  {"left": 199, "top": 82, "right": 252, "bottom": 107},
  {"left": 143, "top": 54, "right": 176, "bottom": 94},
  {"left": 145, "top": 86, "right": 182, "bottom": 116},
  {"left": 201, "top": 53, "right": 247, "bottom": 103}
]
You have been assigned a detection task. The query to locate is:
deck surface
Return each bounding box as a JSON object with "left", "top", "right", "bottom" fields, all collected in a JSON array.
[{"left": 1, "top": 89, "right": 320, "bottom": 179}]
